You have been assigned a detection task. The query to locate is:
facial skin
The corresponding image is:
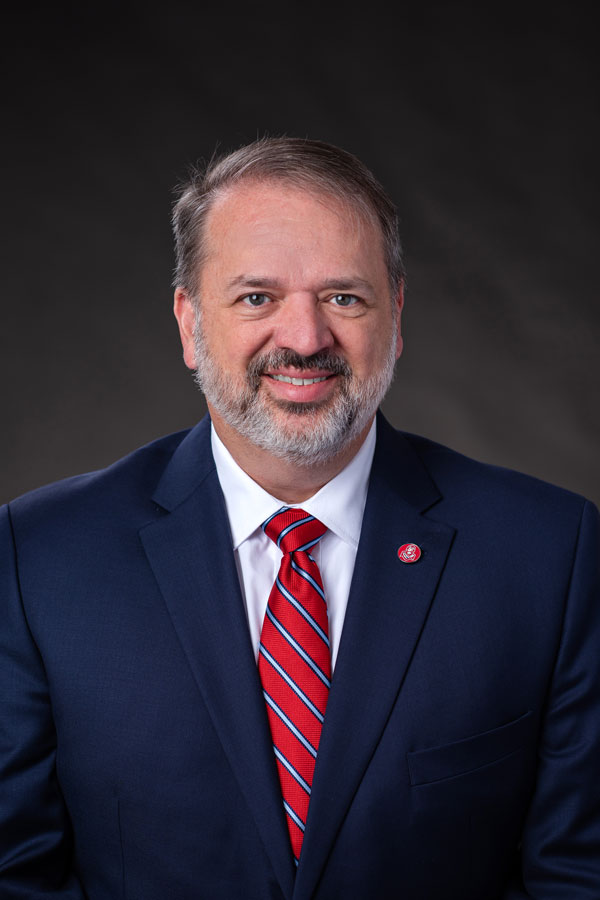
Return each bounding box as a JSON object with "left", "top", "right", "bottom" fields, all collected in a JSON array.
[{"left": 174, "top": 180, "right": 404, "bottom": 500}]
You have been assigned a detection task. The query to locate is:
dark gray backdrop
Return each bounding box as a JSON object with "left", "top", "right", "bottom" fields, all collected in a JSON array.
[{"left": 3, "top": 4, "right": 598, "bottom": 506}]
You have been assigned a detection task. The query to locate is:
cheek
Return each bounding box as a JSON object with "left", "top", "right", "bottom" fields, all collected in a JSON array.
[
  {"left": 345, "top": 334, "right": 385, "bottom": 374},
  {"left": 333, "top": 313, "right": 394, "bottom": 366},
  {"left": 229, "top": 322, "right": 273, "bottom": 361},
  {"left": 208, "top": 326, "right": 268, "bottom": 374}
]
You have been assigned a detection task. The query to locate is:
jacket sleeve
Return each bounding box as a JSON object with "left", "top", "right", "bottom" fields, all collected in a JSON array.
[
  {"left": 0, "top": 504, "right": 86, "bottom": 898},
  {"left": 503, "top": 499, "right": 600, "bottom": 898}
]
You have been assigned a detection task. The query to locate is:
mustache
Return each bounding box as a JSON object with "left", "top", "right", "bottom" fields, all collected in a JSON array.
[{"left": 247, "top": 350, "right": 352, "bottom": 384}]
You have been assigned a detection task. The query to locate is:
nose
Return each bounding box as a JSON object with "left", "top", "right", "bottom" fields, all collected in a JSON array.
[{"left": 272, "top": 294, "right": 335, "bottom": 357}]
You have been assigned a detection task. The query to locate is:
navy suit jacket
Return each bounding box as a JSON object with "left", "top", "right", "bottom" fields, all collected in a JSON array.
[{"left": 1, "top": 413, "right": 599, "bottom": 899}]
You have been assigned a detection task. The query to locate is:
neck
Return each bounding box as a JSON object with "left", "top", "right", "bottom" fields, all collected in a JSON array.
[{"left": 208, "top": 407, "right": 374, "bottom": 504}]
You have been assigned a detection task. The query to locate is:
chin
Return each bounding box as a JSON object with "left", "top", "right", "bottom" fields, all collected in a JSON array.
[{"left": 240, "top": 399, "right": 367, "bottom": 466}]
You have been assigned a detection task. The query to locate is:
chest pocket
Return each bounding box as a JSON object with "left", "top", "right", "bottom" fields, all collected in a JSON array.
[{"left": 407, "top": 710, "right": 534, "bottom": 786}]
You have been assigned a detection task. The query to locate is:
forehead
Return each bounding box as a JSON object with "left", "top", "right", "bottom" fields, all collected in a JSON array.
[{"left": 201, "top": 180, "right": 387, "bottom": 278}]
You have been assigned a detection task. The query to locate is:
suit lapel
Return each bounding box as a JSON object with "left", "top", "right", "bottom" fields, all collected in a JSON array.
[
  {"left": 294, "top": 417, "right": 455, "bottom": 900},
  {"left": 139, "top": 418, "right": 295, "bottom": 898}
]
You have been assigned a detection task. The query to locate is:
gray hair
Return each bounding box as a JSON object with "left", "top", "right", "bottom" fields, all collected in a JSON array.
[{"left": 172, "top": 137, "right": 405, "bottom": 299}]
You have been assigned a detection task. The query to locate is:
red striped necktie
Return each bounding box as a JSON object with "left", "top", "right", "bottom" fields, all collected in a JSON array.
[{"left": 258, "top": 506, "right": 330, "bottom": 866}]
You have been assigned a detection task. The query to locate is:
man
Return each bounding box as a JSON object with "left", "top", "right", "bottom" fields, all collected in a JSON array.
[{"left": 1, "top": 138, "right": 599, "bottom": 899}]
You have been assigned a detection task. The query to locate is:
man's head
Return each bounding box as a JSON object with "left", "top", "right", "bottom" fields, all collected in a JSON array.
[
  {"left": 172, "top": 137, "right": 405, "bottom": 300},
  {"left": 172, "top": 138, "right": 405, "bottom": 467}
]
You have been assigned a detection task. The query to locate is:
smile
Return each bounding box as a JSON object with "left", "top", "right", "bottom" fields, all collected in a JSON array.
[{"left": 268, "top": 375, "right": 331, "bottom": 386}]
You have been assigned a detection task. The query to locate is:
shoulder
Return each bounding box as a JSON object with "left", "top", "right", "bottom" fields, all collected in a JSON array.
[
  {"left": 405, "top": 429, "right": 588, "bottom": 510},
  {"left": 382, "top": 425, "right": 599, "bottom": 608},
  {"left": 377, "top": 418, "right": 595, "bottom": 546},
  {"left": 4, "top": 426, "right": 195, "bottom": 539}
]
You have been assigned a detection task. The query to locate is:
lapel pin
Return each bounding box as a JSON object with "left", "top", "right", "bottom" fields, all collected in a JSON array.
[{"left": 398, "top": 543, "right": 422, "bottom": 563}]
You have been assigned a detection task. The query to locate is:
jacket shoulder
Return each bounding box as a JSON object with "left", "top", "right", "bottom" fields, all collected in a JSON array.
[
  {"left": 5, "top": 428, "right": 193, "bottom": 533},
  {"left": 398, "top": 429, "right": 592, "bottom": 523}
]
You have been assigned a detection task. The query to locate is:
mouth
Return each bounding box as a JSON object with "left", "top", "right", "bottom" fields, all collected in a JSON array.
[
  {"left": 267, "top": 374, "right": 332, "bottom": 386},
  {"left": 245, "top": 351, "right": 351, "bottom": 407},
  {"left": 261, "top": 368, "right": 340, "bottom": 405}
]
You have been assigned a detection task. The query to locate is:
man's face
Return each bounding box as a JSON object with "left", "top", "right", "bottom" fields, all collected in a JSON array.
[{"left": 175, "top": 180, "right": 403, "bottom": 464}]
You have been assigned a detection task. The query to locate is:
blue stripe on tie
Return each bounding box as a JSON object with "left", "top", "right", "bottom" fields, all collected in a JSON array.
[
  {"left": 283, "top": 799, "right": 306, "bottom": 833},
  {"left": 262, "top": 507, "right": 290, "bottom": 532},
  {"left": 275, "top": 576, "right": 330, "bottom": 647},
  {"left": 290, "top": 557, "right": 326, "bottom": 601},
  {"left": 273, "top": 745, "right": 312, "bottom": 794},
  {"left": 266, "top": 608, "right": 331, "bottom": 688},
  {"left": 276, "top": 515, "right": 315, "bottom": 548},
  {"left": 295, "top": 535, "right": 322, "bottom": 554},
  {"left": 263, "top": 690, "right": 318, "bottom": 758},
  {"left": 259, "top": 644, "right": 325, "bottom": 723}
]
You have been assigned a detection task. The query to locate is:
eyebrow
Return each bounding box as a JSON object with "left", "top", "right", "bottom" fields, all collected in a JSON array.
[
  {"left": 226, "top": 275, "right": 375, "bottom": 292},
  {"left": 226, "top": 275, "right": 284, "bottom": 290}
]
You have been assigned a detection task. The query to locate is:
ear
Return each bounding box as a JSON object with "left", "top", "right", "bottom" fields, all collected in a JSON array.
[
  {"left": 173, "top": 288, "right": 198, "bottom": 370},
  {"left": 394, "top": 283, "right": 405, "bottom": 360}
]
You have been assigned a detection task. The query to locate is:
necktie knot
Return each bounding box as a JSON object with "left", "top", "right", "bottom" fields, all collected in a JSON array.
[{"left": 262, "top": 507, "right": 327, "bottom": 556}]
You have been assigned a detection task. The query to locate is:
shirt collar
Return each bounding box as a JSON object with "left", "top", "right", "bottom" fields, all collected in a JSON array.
[{"left": 211, "top": 419, "right": 376, "bottom": 551}]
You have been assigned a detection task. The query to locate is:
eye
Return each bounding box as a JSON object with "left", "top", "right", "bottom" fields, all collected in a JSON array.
[
  {"left": 330, "top": 294, "right": 360, "bottom": 307},
  {"left": 241, "top": 293, "right": 271, "bottom": 307}
]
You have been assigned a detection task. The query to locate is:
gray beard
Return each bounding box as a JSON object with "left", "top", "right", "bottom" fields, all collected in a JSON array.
[{"left": 192, "top": 313, "right": 397, "bottom": 465}]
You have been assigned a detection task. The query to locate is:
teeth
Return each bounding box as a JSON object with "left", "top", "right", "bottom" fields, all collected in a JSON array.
[{"left": 271, "top": 375, "right": 329, "bottom": 385}]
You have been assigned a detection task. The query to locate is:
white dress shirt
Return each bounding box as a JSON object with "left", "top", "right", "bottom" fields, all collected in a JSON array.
[{"left": 211, "top": 420, "right": 376, "bottom": 671}]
